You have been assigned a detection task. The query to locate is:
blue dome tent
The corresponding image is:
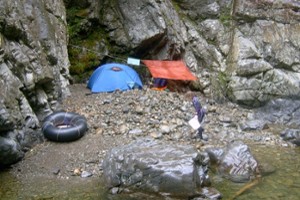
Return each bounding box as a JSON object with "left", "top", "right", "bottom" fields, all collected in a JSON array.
[{"left": 87, "top": 63, "right": 143, "bottom": 93}]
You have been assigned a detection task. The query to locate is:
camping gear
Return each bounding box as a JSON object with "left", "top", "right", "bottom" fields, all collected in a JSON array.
[
  {"left": 87, "top": 63, "right": 143, "bottom": 93},
  {"left": 151, "top": 78, "right": 168, "bottom": 91},
  {"left": 142, "top": 60, "right": 197, "bottom": 81},
  {"left": 42, "top": 112, "right": 88, "bottom": 142}
]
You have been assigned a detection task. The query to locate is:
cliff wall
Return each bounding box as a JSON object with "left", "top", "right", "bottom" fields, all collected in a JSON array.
[{"left": 0, "top": 0, "right": 69, "bottom": 165}]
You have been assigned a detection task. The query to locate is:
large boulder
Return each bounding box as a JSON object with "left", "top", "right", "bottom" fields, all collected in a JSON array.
[
  {"left": 102, "top": 138, "right": 221, "bottom": 199},
  {"left": 206, "top": 141, "right": 259, "bottom": 183},
  {"left": 254, "top": 98, "right": 300, "bottom": 128},
  {"left": 0, "top": 133, "right": 24, "bottom": 165}
]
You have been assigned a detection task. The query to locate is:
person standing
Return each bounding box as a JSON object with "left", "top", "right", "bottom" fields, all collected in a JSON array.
[{"left": 192, "top": 96, "right": 206, "bottom": 139}]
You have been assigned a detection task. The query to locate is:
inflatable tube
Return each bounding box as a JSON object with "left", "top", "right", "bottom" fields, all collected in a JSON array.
[{"left": 42, "top": 112, "right": 88, "bottom": 142}]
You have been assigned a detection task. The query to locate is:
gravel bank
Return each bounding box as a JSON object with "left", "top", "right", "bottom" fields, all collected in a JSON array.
[{"left": 10, "top": 84, "right": 290, "bottom": 180}]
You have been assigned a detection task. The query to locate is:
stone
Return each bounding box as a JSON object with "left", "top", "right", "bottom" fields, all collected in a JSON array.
[
  {"left": 52, "top": 168, "right": 60, "bottom": 175},
  {"left": 254, "top": 99, "right": 300, "bottom": 128},
  {"left": 0, "top": 136, "right": 24, "bottom": 165},
  {"left": 240, "top": 119, "right": 267, "bottom": 131},
  {"left": 149, "top": 132, "right": 163, "bottom": 139},
  {"left": 280, "top": 129, "right": 300, "bottom": 146},
  {"left": 236, "top": 59, "right": 273, "bottom": 77},
  {"left": 159, "top": 125, "right": 171, "bottom": 134},
  {"left": 81, "top": 171, "right": 93, "bottom": 178},
  {"left": 206, "top": 141, "right": 258, "bottom": 183},
  {"left": 102, "top": 138, "right": 214, "bottom": 198},
  {"left": 128, "top": 128, "right": 143, "bottom": 136}
]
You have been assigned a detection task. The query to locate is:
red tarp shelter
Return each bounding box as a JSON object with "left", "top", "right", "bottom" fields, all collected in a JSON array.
[{"left": 142, "top": 60, "right": 197, "bottom": 81}]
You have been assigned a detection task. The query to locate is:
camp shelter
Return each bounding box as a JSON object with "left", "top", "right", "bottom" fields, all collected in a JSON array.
[
  {"left": 142, "top": 60, "right": 197, "bottom": 91},
  {"left": 87, "top": 63, "right": 143, "bottom": 93},
  {"left": 142, "top": 60, "right": 197, "bottom": 81}
]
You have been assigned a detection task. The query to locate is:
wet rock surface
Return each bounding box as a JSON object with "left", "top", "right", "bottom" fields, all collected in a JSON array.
[
  {"left": 206, "top": 141, "right": 258, "bottom": 183},
  {"left": 102, "top": 138, "right": 214, "bottom": 199},
  {"left": 251, "top": 98, "right": 300, "bottom": 146}
]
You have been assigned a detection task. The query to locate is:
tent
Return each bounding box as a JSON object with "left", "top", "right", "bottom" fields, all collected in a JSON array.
[
  {"left": 87, "top": 63, "right": 143, "bottom": 92},
  {"left": 142, "top": 60, "right": 197, "bottom": 81}
]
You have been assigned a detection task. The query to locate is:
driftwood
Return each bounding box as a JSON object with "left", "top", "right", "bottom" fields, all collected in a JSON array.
[{"left": 229, "top": 176, "right": 261, "bottom": 200}]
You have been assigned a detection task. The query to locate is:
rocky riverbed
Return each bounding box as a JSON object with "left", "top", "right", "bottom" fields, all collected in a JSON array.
[{"left": 7, "top": 84, "right": 298, "bottom": 197}]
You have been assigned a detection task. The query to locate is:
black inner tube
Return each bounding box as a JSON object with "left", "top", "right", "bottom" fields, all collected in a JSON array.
[{"left": 42, "top": 112, "right": 88, "bottom": 142}]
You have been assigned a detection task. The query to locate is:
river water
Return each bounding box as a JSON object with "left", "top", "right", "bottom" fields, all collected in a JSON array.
[
  {"left": 0, "top": 145, "right": 299, "bottom": 200},
  {"left": 213, "top": 145, "right": 300, "bottom": 200}
]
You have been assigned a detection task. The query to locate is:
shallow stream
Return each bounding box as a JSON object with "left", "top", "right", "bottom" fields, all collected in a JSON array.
[
  {"left": 1, "top": 145, "right": 299, "bottom": 200},
  {"left": 213, "top": 145, "right": 300, "bottom": 200}
]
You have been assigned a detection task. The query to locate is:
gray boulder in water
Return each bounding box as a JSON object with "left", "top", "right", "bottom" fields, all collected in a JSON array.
[
  {"left": 206, "top": 141, "right": 258, "bottom": 183},
  {"left": 280, "top": 129, "right": 300, "bottom": 146},
  {"left": 102, "top": 138, "right": 221, "bottom": 198}
]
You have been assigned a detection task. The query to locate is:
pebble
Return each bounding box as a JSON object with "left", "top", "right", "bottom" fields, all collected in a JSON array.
[
  {"left": 52, "top": 168, "right": 60, "bottom": 175},
  {"left": 150, "top": 132, "right": 163, "bottom": 139},
  {"left": 129, "top": 128, "right": 143, "bottom": 135},
  {"left": 111, "top": 187, "right": 119, "bottom": 195},
  {"left": 77, "top": 86, "right": 291, "bottom": 147},
  {"left": 73, "top": 168, "right": 81, "bottom": 176},
  {"left": 160, "top": 125, "right": 171, "bottom": 134},
  {"left": 81, "top": 171, "right": 93, "bottom": 178}
]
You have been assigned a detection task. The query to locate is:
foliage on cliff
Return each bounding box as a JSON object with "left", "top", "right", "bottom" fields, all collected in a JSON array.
[{"left": 65, "top": 4, "right": 105, "bottom": 82}]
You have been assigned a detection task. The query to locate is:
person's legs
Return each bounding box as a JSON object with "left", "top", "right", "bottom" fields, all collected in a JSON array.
[{"left": 197, "top": 127, "right": 204, "bottom": 139}]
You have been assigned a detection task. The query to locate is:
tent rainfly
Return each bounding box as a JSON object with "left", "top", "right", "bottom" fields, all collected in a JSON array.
[
  {"left": 142, "top": 60, "right": 197, "bottom": 81},
  {"left": 87, "top": 63, "right": 143, "bottom": 93}
]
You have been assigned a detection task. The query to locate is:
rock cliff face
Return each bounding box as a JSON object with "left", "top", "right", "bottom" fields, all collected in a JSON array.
[
  {"left": 70, "top": 0, "right": 300, "bottom": 104},
  {"left": 0, "top": 0, "right": 69, "bottom": 165},
  {"left": 0, "top": 0, "right": 300, "bottom": 165},
  {"left": 228, "top": 0, "right": 300, "bottom": 106}
]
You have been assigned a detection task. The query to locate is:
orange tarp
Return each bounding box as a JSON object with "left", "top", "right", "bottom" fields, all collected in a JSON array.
[{"left": 142, "top": 60, "right": 197, "bottom": 81}]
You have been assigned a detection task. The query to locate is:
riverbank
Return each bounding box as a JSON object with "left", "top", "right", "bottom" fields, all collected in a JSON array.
[
  {"left": 4, "top": 84, "right": 298, "bottom": 199},
  {"left": 10, "top": 83, "right": 294, "bottom": 179}
]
